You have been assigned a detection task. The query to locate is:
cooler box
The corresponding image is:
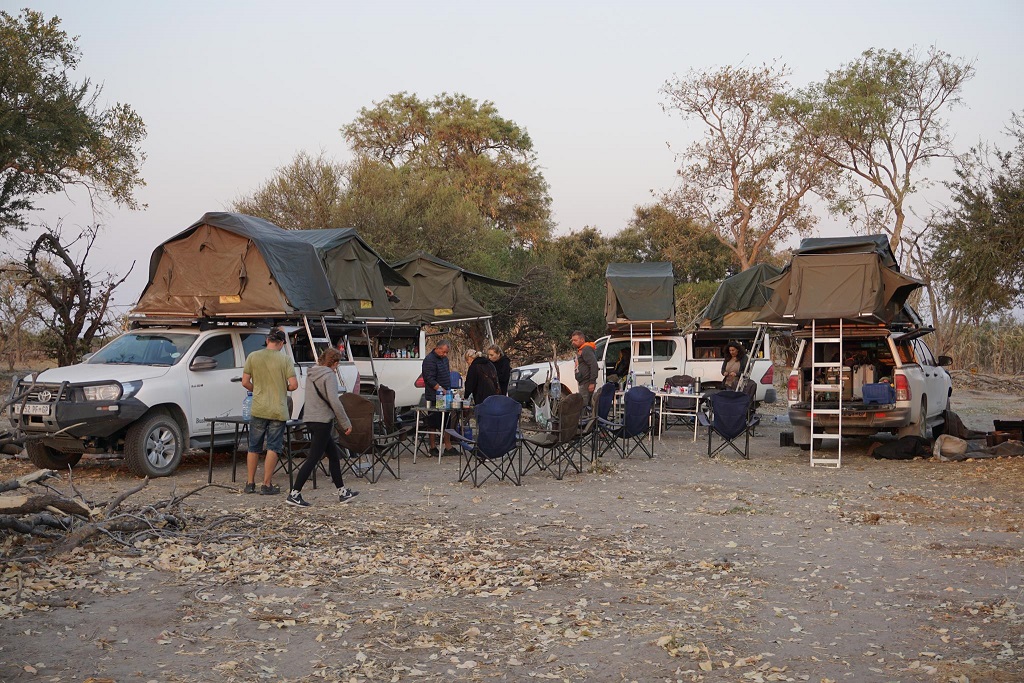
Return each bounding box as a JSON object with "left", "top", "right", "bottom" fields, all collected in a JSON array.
[{"left": 862, "top": 383, "right": 896, "bottom": 405}]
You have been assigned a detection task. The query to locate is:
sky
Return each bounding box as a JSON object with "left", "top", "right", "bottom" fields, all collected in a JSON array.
[{"left": 8, "top": 0, "right": 1024, "bottom": 309}]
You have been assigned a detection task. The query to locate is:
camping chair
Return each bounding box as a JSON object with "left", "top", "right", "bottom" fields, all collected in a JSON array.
[
  {"left": 698, "top": 390, "right": 759, "bottom": 459},
  {"left": 448, "top": 395, "right": 522, "bottom": 487},
  {"left": 336, "top": 393, "right": 406, "bottom": 483},
  {"left": 450, "top": 371, "right": 463, "bottom": 390},
  {"left": 576, "top": 389, "right": 602, "bottom": 464},
  {"left": 661, "top": 375, "right": 699, "bottom": 437},
  {"left": 376, "top": 385, "right": 414, "bottom": 459},
  {"left": 593, "top": 382, "right": 624, "bottom": 459},
  {"left": 521, "top": 393, "right": 586, "bottom": 480},
  {"left": 598, "top": 385, "right": 656, "bottom": 460}
]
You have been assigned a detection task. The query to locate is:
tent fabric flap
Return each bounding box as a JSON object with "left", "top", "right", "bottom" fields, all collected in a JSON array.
[
  {"left": 604, "top": 262, "right": 676, "bottom": 326},
  {"left": 133, "top": 212, "right": 335, "bottom": 317},
  {"left": 700, "top": 263, "right": 782, "bottom": 328},
  {"left": 756, "top": 253, "right": 922, "bottom": 325}
]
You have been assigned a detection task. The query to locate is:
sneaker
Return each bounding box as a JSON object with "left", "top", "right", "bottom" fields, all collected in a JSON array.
[
  {"left": 286, "top": 491, "right": 311, "bottom": 507},
  {"left": 338, "top": 488, "right": 360, "bottom": 503},
  {"left": 260, "top": 483, "right": 281, "bottom": 495},
  {"left": 243, "top": 482, "right": 257, "bottom": 494}
]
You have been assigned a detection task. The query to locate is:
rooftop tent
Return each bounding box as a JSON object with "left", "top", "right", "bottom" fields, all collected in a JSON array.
[
  {"left": 288, "top": 228, "right": 409, "bottom": 319},
  {"left": 699, "top": 263, "right": 783, "bottom": 329},
  {"left": 388, "top": 251, "right": 517, "bottom": 325},
  {"left": 604, "top": 262, "right": 676, "bottom": 330},
  {"left": 755, "top": 251, "right": 923, "bottom": 325},
  {"left": 794, "top": 234, "right": 899, "bottom": 269},
  {"left": 132, "top": 212, "right": 336, "bottom": 317}
]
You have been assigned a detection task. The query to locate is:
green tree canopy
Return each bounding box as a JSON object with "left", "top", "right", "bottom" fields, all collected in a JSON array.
[
  {"left": 614, "top": 203, "right": 734, "bottom": 282},
  {"left": 342, "top": 92, "right": 553, "bottom": 245},
  {"left": 0, "top": 9, "right": 147, "bottom": 235},
  {"left": 782, "top": 46, "right": 975, "bottom": 249},
  {"left": 660, "top": 63, "right": 836, "bottom": 270}
]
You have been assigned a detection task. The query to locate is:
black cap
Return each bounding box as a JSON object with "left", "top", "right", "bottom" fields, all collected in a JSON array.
[{"left": 267, "top": 328, "right": 286, "bottom": 343}]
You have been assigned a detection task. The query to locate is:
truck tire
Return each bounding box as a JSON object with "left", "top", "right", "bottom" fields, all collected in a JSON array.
[
  {"left": 125, "top": 411, "right": 184, "bottom": 478},
  {"left": 26, "top": 442, "right": 83, "bottom": 470},
  {"left": 898, "top": 398, "right": 928, "bottom": 439}
]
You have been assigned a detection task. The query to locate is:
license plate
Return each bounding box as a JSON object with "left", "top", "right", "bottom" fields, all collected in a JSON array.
[
  {"left": 13, "top": 403, "right": 50, "bottom": 416},
  {"left": 845, "top": 412, "right": 867, "bottom": 418}
]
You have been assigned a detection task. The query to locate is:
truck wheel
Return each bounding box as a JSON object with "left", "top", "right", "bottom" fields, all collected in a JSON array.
[
  {"left": 26, "top": 442, "right": 83, "bottom": 469},
  {"left": 898, "top": 398, "right": 928, "bottom": 439},
  {"left": 125, "top": 412, "right": 184, "bottom": 477}
]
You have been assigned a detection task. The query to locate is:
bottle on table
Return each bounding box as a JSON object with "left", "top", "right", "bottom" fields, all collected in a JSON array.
[
  {"left": 435, "top": 389, "right": 444, "bottom": 410},
  {"left": 550, "top": 376, "right": 561, "bottom": 400},
  {"left": 241, "top": 391, "right": 253, "bottom": 421}
]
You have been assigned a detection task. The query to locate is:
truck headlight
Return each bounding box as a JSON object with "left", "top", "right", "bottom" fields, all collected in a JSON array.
[
  {"left": 512, "top": 368, "right": 539, "bottom": 382},
  {"left": 84, "top": 383, "right": 123, "bottom": 401}
]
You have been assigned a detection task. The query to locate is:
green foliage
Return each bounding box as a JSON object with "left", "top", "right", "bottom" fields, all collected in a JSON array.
[
  {"left": 929, "top": 112, "right": 1024, "bottom": 318},
  {"left": 617, "top": 203, "right": 734, "bottom": 282},
  {"left": 343, "top": 92, "right": 552, "bottom": 245},
  {"left": 784, "top": 46, "right": 975, "bottom": 248},
  {"left": 660, "top": 63, "right": 834, "bottom": 270},
  {"left": 676, "top": 280, "right": 722, "bottom": 329},
  {"left": 232, "top": 151, "right": 347, "bottom": 229},
  {"left": 0, "top": 9, "right": 147, "bottom": 235}
]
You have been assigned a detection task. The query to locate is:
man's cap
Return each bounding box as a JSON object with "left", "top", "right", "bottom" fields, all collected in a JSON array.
[{"left": 267, "top": 328, "right": 286, "bottom": 343}]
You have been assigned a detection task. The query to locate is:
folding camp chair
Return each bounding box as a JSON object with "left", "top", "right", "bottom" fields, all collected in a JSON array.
[
  {"left": 450, "top": 371, "right": 463, "bottom": 390},
  {"left": 593, "top": 382, "right": 623, "bottom": 459},
  {"left": 448, "top": 395, "right": 522, "bottom": 487},
  {"left": 698, "top": 390, "right": 759, "bottom": 459},
  {"left": 376, "top": 385, "right": 414, "bottom": 459},
  {"left": 522, "top": 393, "right": 586, "bottom": 480},
  {"left": 598, "top": 385, "right": 656, "bottom": 459},
  {"left": 336, "top": 393, "right": 406, "bottom": 483},
  {"left": 576, "top": 389, "right": 602, "bottom": 464}
]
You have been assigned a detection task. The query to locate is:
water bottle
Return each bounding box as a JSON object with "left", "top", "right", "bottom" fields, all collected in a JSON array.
[
  {"left": 435, "top": 389, "right": 444, "bottom": 410},
  {"left": 628, "top": 371, "right": 636, "bottom": 389},
  {"left": 241, "top": 391, "right": 253, "bottom": 421},
  {"left": 694, "top": 378, "right": 701, "bottom": 394},
  {"left": 550, "top": 376, "right": 561, "bottom": 400},
  {"left": 445, "top": 389, "right": 453, "bottom": 410}
]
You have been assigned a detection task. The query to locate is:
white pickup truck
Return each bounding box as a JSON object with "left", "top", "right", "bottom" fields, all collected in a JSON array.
[
  {"left": 786, "top": 327, "right": 952, "bottom": 447},
  {"left": 508, "top": 328, "right": 776, "bottom": 406},
  {"left": 6, "top": 323, "right": 359, "bottom": 477}
]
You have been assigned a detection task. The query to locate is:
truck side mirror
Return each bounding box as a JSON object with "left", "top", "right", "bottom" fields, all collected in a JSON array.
[
  {"left": 189, "top": 356, "right": 218, "bottom": 371},
  {"left": 936, "top": 355, "right": 953, "bottom": 367}
]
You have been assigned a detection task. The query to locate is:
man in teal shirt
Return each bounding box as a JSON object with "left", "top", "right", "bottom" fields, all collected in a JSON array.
[{"left": 242, "top": 328, "right": 298, "bottom": 494}]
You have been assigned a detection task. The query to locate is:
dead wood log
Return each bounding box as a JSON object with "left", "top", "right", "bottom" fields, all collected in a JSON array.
[
  {"left": 0, "top": 469, "right": 57, "bottom": 493},
  {"left": 0, "top": 493, "right": 91, "bottom": 516}
]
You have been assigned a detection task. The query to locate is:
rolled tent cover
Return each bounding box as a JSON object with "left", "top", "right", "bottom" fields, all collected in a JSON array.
[
  {"left": 755, "top": 252, "right": 923, "bottom": 325},
  {"left": 288, "top": 228, "right": 408, "bottom": 319},
  {"left": 604, "top": 262, "right": 676, "bottom": 327},
  {"left": 389, "top": 251, "right": 517, "bottom": 326},
  {"left": 700, "top": 263, "right": 783, "bottom": 328},
  {"left": 132, "top": 212, "right": 336, "bottom": 316}
]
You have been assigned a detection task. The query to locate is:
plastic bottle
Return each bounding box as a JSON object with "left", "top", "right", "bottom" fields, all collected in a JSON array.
[
  {"left": 550, "top": 376, "right": 561, "bottom": 400},
  {"left": 241, "top": 391, "right": 253, "bottom": 421},
  {"left": 436, "top": 389, "right": 444, "bottom": 410},
  {"left": 445, "top": 389, "right": 453, "bottom": 410},
  {"left": 627, "top": 371, "right": 636, "bottom": 389}
]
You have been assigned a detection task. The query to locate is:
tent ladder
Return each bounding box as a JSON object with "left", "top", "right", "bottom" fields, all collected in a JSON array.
[
  {"left": 738, "top": 322, "right": 769, "bottom": 388},
  {"left": 302, "top": 314, "right": 349, "bottom": 391},
  {"left": 809, "top": 319, "right": 843, "bottom": 468},
  {"left": 628, "top": 322, "right": 657, "bottom": 388}
]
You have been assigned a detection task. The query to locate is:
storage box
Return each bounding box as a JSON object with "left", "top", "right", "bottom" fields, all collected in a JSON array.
[{"left": 862, "top": 382, "right": 896, "bottom": 405}]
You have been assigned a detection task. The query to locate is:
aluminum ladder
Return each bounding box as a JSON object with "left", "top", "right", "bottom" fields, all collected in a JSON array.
[
  {"left": 628, "top": 322, "right": 657, "bottom": 388},
  {"left": 809, "top": 319, "right": 843, "bottom": 468},
  {"left": 301, "top": 314, "right": 350, "bottom": 392},
  {"left": 737, "top": 322, "right": 769, "bottom": 388}
]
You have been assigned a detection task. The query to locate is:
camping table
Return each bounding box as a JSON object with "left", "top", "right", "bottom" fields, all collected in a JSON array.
[
  {"left": 656, "top": 391, "right": 705, "bottom": 442},
  {"left": 205, "top": 416, "right": 306, "bottom": 487},
  {"left": 412, "top": 405, "right": 465, "bottom": 463}
]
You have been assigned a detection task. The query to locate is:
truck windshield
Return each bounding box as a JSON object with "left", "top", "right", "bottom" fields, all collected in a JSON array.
[{"left": 87, "top": 332, "right": 198, "bottom": 366}]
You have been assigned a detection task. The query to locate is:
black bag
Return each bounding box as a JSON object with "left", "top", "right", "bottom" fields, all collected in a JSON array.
[{"left": 870, "top": 435, "right": 932, "bottom": 460}]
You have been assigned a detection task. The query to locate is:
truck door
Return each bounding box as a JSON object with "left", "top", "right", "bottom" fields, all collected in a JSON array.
[
  {"left": 913, "top": 339, "right": 947, "bottom": 418},
  {"left": 187, "top": 332, "right": 245, "bottom": 435}
]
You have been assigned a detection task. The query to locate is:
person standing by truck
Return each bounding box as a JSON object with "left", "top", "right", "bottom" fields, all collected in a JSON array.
[
  {"left": 721, "top": 341, "right": 747, "bottom": 390},
  {"left": 421, "top": 339, "right": 453, "bottom": 453},
  {"left": 487, "top": 345, "right": 511, "bottom": 395},
  {"left": 242, "top": 328, "right": 298, "bottom": 495},
  {"left": 571, "top": 330, "right": 599, "bottom": 411}
]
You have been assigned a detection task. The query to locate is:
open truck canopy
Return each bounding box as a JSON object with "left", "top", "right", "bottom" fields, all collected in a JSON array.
[
  {"left": 755, "top": 235, "right": 923, "bottom": 326},
  {"left": 604, "top": 262, "right": 676, "bottom": 331},
  {"left": 699, "top": 263, "right": 783, "bottom": 329},
  {"left": 132, "top": 212, "right": 337, "bottom": 317},
  {"left": 289, "top": 228, "right": 408, "bottom": 320},
  {"left": 388, "top": 251, "right": 517, "bottom": 326}
]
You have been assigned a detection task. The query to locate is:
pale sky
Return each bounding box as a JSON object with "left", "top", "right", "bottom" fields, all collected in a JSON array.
[{"left": 10, "top": 0, "right": 1024, "bottom": 309}]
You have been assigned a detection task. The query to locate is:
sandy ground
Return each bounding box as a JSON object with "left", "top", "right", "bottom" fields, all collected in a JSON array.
[{"left": 1, "top": 391, "right": 1022, "bottom": 683}]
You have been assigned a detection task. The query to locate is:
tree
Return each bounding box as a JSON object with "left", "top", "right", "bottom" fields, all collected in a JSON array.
[
  {"left": 614, "top": 203, "right": 734, "bottom": 283},
  {"left": 342, "top": 92, "right": 553, "bottom": 245},
  {"left": 0, "top": 9, "right": 147, "bottom": 236},
  {"left": 660, "top": 63, "right": 835, "bottom": 271},
  {"left": 930, "top": 112, "right": 1024, "bottom": 319},
  {"left": 0, "top": 258, "right": 46, "bottom": 370},
  {"left": 15, "top": 223, "right": 132, "bottom": 366},
  {"left": 783, "top": 46, "right": 975, "bottom": 250},
  {"left": 232, "top": 150, "right": 347, "bottom": 230}
]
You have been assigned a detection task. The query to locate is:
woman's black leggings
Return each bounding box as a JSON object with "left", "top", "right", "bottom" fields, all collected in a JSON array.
[{"left": 293, "top": 421, "right": 345, "bottom": 491}]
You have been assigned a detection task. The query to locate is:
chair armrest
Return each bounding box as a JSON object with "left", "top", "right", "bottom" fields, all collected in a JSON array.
[
  {"left": 446, "top": 428, "right": 472, "bottom": 445},
  {"left": 697, "top": 412, "right": 711, "bottom": 428}
]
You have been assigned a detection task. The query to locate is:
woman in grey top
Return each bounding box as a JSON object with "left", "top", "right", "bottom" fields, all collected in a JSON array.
[{"left": 287, "top": 348, "right": 358, "bottom": 507}]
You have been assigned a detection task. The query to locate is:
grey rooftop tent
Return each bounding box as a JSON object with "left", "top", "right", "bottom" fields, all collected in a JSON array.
[
  {"left": 755, "top": 235, "right": 923, "bottom": 326},
  {"left": 289, "top": 229, "right": 409, "bottom": 320},
  {"left": 388, "top": 251, "right": 517, "bottom": 326},
  {"left": 604, "top": 262, "right": 676, "bottom": 331},
  {"left": 699, "top": 263, "right": 783, "bottom": 329},
  {"left": 133, "top": 212, "right": 337, "bottom": 317}
]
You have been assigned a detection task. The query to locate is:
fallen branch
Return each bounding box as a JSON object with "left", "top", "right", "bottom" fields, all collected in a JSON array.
[
  {"left": 0, "top": 493, "right": 91, "bottom": 517},
  {"left": 0, "top": 469, "right": 57, "bottom": 493}
]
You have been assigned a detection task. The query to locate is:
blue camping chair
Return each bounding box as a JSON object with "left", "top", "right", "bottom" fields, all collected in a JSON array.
[
  {"left": 597, "top": 385, "right": 656, "bottom": 460},
  {"left": 450, "top": 371, "right": 463, "bottom": 389},
  {"left": 448, "top": 395, "right": 522, "bottom": 486},
  {"left": 698, "top": 390, "right": 759, "bottom": 459},
  {"left": 592, "top": 382, "right": 621, "bottom": 459}
]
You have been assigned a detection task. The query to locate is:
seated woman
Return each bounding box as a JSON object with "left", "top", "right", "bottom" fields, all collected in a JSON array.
[
  {"left": 464, "top": 349, "right": 500, "bottom": 405},
  {"left": 721, "top": 341, "right": 747, "bottom": 390},
  {"left": 609, "top": 348, "right": 630, "bottom": 385}
]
